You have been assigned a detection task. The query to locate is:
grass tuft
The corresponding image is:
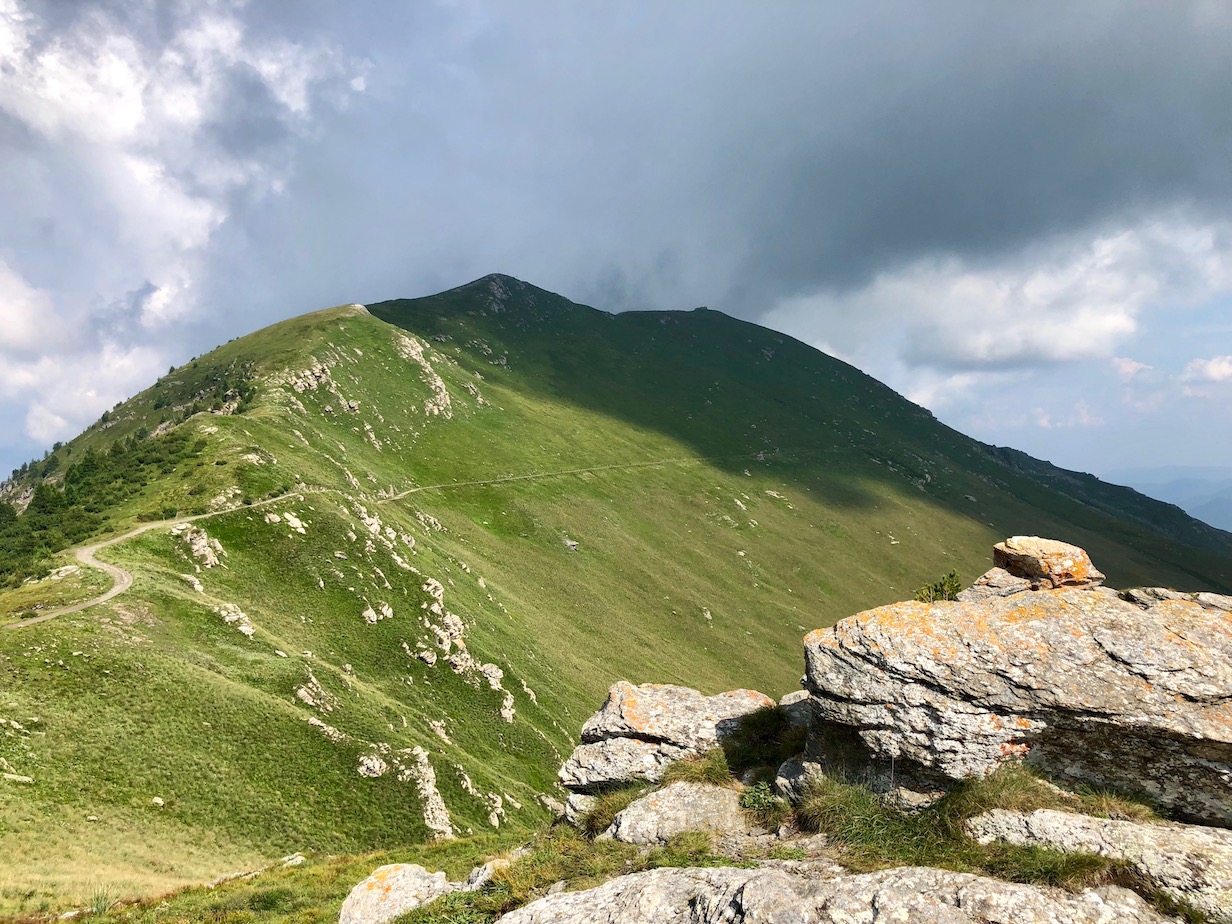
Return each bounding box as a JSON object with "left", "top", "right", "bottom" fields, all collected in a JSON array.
[
  {"left": 577, "top": 785, "right": 649, "bottom": 838},
  {"left": 87, "top": 888, "right": 118, "bottom": 917},
  {"left": 795, "top": 767, "right": 1130, "bottom": 892},
  {"left": 721, "top": 706, "right": 807, "bottom": 776},
  {"left": 661, "top": 750, "right": 734, "bottom": 787}
]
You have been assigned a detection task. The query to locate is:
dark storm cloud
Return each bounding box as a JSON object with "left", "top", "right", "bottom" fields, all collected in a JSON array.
[{"left": 190, "top": 1, "right": 1232, "bottom": 324}]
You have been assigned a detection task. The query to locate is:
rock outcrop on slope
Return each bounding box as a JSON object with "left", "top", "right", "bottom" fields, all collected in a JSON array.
[
  {"left": 804, "top": 538, "right": 1232, "bottom": 825},
  {"left": 967, "top": 808, "right": 1232, "bottom": 922},
  {"left": 558, "top": 681, "right": 772, "bottom": 796},
  {"left": 498, "top": 865, "right": 1169, "bottom": 924},
  {"left": 600, "top": 781, "right": 749, "bottom": 846},
  {"left": 340, "top": 536, "right": 1232, "bottom": 924}
]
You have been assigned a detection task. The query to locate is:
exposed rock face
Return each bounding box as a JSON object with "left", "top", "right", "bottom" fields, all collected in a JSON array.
[
  {"left": 956, "top": 567, "right": 1032, "bottom": 603},
  {"left": 338, "top": 864, "right": 451, "bottom": 924},
  {"left": 580, "top": 682, "right": 775, "bottom": 751},
  {"left": 558, "top": 738, "right": 689, "bottom": 792},
  {"left": 777, "top": 689, "right": 810, "bottom": 727},
  {"left": 804, "top": 542, "right": 1232, "bottom": 825},
  {"left": 992, "top": 535, "right": 1105, "bottom": 588},
  {"left": 968, "top": 808, "right": 1232, "bottom": 922},
  {"left": 602, "top": 782, "right": 747, "bottom": 845},
  {"left": 498, "top": 865, "right": 1169, "bottom": 924},
  {"left": 558, "top": 682, "right": 772, "bottom": 792}
]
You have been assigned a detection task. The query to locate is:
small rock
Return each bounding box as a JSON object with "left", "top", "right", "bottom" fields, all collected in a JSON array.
[
  {"left": 151, "top": 796, "right": 164, "bottom": 807},
  {"left": 956, "top": 567, "right": 1032, "bottom": 602},
  {"left": 461, "top": 857, "right": 509, "bottom": 892},
  {"left": 563, "top": 792, "right": 597, "bottom": 825},
  {"left": 773, "top": 757, "right": 818, "bottom": 802},
  {"left": 581, "top": 681, "right": 775, "bottom": 752},
  {"left": 778, "top": 689, "right": 810, "bottom": 727}
]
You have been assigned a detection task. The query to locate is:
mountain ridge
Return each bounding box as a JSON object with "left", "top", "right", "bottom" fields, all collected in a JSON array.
[{"left": 2, "top": 274, "right": 1231, "bottom": 913}]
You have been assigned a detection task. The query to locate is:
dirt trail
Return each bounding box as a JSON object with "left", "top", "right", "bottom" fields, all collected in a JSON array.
[
  {"left": 3, "top": 493, "right": 306, "bottom": 631},
  {"left": 5, "top": 453, "right": 751, "bottom": 631}
]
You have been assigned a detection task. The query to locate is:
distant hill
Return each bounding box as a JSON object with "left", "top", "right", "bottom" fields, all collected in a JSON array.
[
  {"left": 1103, "top": 465, "right": 1232, "bottom": 532},
  {"left": 2, "top": 274, "right": 1231, "bottom": 913}
]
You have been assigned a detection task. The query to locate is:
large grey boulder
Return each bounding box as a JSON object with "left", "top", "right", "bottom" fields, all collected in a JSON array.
[
  {"left": 968, "top": 808, "right": 1232, "bottom": 922},
  {"left": 559, "top": 682, "right": 773, "bottom": 793},
  {"left": 804, "top": 544, "right": 1232, "bottom": 825},
  {"left": 338, "top": 864, "right": 452, "bottom": 924},
  {"left": 498, "top": 864, "right": 1170, "bottom": 924},
  {"left": 580, "top": 681, "right": 775, "bottom": 751},
  {"left": 602, "top": 782, "right": 748, "bottom": 845}
]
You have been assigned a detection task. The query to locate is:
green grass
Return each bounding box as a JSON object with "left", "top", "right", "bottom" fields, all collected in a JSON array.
[
  {"left": 660, "top": 750, "right": 734, "bottom": 788},
  {"left": 0, "top": 560, "right": 110, "bottom": 622},
  {"left": 1, "top": 275, "right": 1229, "bottom": 913},
  {"left": 794, "top": 766, "right": 1152, "bottom": 890},
  {"left": 720, "top": 706, "right": 807, "bottom": 777}
]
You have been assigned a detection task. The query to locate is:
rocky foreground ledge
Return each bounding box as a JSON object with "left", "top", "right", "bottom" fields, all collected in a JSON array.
[
  {"left": 804, "top": 536, "right": 1232, "bottom": 825},
  {"left": 342, "top": 537, "right": 1232, "bottom": 923}
]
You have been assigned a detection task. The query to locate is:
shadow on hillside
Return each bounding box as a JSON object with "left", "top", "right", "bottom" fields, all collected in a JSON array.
[{"left": 368, "top": 280, "right": 1232, "bottom": 593}]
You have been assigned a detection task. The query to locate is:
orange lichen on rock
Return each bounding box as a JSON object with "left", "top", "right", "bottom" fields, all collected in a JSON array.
[{"left": 993, "top": 536, "right": 1106, "bottom": 589}]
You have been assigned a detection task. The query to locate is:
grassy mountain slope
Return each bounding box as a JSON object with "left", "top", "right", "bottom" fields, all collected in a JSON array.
[{"left": 2, "top": 275, "right": 1230, "bottom": 916}]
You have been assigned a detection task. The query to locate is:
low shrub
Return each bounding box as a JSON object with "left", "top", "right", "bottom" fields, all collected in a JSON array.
[
  {"left": 914, "top": 570, "right": 962, "bottom": 603},
  {"left": 739, "top": 781, "right": 790, "bottom": 829}
]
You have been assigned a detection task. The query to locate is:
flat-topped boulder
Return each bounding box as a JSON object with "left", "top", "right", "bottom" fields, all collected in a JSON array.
[
  {"left": 804, "top": 540, "right": 1232, "bottom": 825},
  {"left": 559, "top": 681, "right": 773, "bottom": 793},
  {"left": 992, "top": 536, "right": 1105, "bottom": 589}
]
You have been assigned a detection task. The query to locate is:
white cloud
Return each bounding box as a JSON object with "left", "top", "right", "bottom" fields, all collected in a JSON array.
[
  {"left": 0, "top": 258, "right": 57, "bottom": 352},
  {"left": 1111, "top": 356, "right": 1150, "bottom": 382},
  {"left": 1032, "top": 401, "right": 1104, "bottom": 430},
  {"left": 0, "top": 1, "right": 364, "bottom": 446},
  {"left": 769, "top": 220, "right": 1232, "bottom": 376},
  {"left": 1182, "top": 355, "right": 1232, "bottom": 383}
]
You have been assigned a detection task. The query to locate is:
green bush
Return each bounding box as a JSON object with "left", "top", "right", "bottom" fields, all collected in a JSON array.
[
  {"left": 914, "top": 570, "right": 962, "bottom": 603},
  {"left": 739, "top": 781, "right": 790, "bottom": 828}
]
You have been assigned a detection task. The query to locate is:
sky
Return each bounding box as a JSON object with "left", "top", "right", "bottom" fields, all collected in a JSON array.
[{"left": 1, "top": 0, "right": 1230, "bottom": 482}]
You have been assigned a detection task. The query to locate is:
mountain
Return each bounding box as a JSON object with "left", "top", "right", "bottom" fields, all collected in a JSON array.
[
  {"left": 1103, "top": 465, "right": 1232, "bottom": 533},
  {"left": 2, "top": 273, "right": 1231, "bottom": 914}
]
